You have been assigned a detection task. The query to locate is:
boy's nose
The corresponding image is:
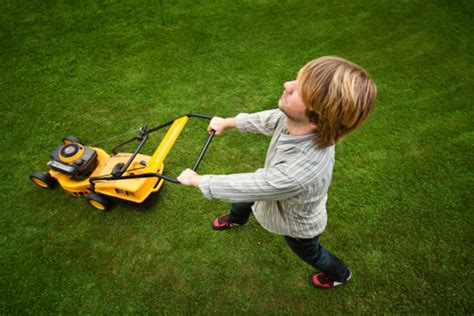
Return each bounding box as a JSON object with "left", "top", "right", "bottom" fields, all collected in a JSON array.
[{"left": 284, "top": 81, "right": 296, "bottom": 93}]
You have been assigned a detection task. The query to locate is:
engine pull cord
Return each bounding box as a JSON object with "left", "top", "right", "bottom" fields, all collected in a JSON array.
[{"left": 87, "top": 126, "right": 147, "bottom": 147}]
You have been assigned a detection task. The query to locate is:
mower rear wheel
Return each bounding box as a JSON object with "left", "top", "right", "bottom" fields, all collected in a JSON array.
[
  {"left": 30, "top": 172, "right": 56, "bottom": 189},
  {"left": 63, "top": 135, "right": 82, "bottom": 145},
  {"left": 87, "top": 193, "right": 112, "bottom": 212}
]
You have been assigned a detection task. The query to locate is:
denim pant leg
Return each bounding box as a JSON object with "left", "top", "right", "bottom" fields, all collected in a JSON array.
[
  {"left": 229, "top": 202, "right": 254, "bottom": 225},
  {"left": 284, "top": 235, "right": 351, "bottom": 282}
]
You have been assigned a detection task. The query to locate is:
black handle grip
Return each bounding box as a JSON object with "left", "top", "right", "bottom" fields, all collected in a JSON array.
[
  {"left": 192, "top": 130, "right": 215, "bottom": 171},
  {"left": 186, "top": 113, "right": 214, "bottom": 120}
]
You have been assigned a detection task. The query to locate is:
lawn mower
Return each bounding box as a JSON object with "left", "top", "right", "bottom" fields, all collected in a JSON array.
[{"left": 29, "top": 114, "right": 215, "bottom": 212}]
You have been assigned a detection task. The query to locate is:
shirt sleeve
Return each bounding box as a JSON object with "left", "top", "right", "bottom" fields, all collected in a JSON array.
[
  {"left": 235, "top": 109, "right": 284, "bottom": 136},
  {"left": 198, "top": 165, "right": 304, "bottom": 203}
]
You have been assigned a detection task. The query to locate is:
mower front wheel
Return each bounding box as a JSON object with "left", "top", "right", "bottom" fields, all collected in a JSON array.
[
  {"left": 30, "top": 172, "right": 56, "bottom": 189},
  {"left": 87, "top": 193, "right": 112, "bottom": 212}
]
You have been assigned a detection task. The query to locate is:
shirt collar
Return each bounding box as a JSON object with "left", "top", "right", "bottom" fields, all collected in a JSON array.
[
  {"left": 278, "top": 132, "right": 317, "bottom": 144},
  {"left": 279, "top": 118, "right": 317, "bottom": 144}
]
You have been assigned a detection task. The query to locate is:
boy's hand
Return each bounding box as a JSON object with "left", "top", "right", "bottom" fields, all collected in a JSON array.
[
  {"left": 208, "top": 117, "right": 236, "bottom": 135},
  {"left": 177, "top": 169, "right": 201, "bottom": 187}
]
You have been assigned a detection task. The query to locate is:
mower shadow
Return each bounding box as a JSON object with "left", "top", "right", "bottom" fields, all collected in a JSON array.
[{"left": 113, "top": 191, "right": 163, "bottom": 213}]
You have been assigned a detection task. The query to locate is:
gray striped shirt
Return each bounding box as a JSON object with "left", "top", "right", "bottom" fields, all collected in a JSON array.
[{"left": 199, "top": 109, "right": 335, "bottom": 238}]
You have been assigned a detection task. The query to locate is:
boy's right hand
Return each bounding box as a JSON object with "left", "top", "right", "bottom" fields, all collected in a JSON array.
[{"left": 208, "top": 117, "right": 235, "bottom": 135}]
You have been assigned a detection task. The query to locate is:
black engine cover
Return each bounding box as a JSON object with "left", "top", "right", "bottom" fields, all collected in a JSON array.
[{"left": 48, "top": 144, "right": 98, "bottom": 179}]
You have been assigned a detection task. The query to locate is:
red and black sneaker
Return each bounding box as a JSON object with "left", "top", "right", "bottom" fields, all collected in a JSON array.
[
  {"left": 211, "top": 214, "right": 243, "bottom": 231},
  {"left": 309, "top": 270, "right": 352, "bottom": 289}
]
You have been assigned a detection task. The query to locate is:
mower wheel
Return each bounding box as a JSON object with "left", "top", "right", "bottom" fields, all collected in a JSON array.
[
  {"left": 63, "top": 135, "right": 82, "bottom": 145},
  {"left": 87, "top": 193, "right": 112, "bottom": 212},
  {"left": 30, "top": 172, "right": 56, "bottom": 189}
]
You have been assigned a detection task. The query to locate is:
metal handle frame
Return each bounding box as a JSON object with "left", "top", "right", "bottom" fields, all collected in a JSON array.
[{"left": 89, "top": 113, "right": 215, "bottom": 190}]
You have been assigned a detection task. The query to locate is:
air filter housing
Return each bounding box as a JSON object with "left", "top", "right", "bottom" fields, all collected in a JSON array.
[{"left": 48, "top": 143, "right": 98, "bottom": 179}]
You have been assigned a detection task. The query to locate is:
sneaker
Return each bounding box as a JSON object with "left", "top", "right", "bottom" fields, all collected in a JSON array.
[
  {"left": 309, "top": 270, "right": 352, "bottom": 289},
  {"left": 211, "top": 214, "right": 244, "bottom": 231}
]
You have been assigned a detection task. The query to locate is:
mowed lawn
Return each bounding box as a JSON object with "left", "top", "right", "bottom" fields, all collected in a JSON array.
[{"left": 1, "top": 0, "right": 472, "bottom": 314}]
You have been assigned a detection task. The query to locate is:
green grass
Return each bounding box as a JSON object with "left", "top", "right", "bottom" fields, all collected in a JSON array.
[{"left": 1, "top": 0, "right": 472, "bottom": 314}]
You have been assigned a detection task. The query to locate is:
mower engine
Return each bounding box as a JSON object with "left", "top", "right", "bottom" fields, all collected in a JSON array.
[{"left": 48, "top": 143, "right": 98, "bottom": 179}]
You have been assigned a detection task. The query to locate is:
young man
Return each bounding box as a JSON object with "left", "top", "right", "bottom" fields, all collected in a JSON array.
[{"left": 177, "top": 56, "right": 377, "bottom": 289}]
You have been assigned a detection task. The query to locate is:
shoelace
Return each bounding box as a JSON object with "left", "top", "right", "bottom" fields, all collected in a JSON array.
[
  {"left": 218, "top": 215, "right": 231, "bottom": 226},
  {"left": 318, "top": 273, "right": 333, "bottom": 284}
]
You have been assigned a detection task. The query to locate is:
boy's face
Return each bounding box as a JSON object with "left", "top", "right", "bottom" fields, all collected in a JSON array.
[{"left": 278, "top": 80, "right": 311, "bottom": 125}]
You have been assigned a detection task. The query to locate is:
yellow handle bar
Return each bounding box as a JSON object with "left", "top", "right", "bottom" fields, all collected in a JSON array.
[{"left": 147, "top": 116, "right": 189, "bottom": 171}]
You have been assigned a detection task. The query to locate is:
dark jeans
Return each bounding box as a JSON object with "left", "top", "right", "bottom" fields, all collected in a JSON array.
[{"left": 230, "top": 202, "right": 351, "bottom": 282}]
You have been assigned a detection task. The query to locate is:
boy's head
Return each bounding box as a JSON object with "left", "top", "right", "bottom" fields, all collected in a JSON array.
[{"left": 297, "top": 56, "right": 377, "bottom": 148}]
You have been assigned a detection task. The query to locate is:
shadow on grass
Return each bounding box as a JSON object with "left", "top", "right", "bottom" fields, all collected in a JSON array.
[{"left": 110, "top": 191, "right": 163, "bottom": 213}]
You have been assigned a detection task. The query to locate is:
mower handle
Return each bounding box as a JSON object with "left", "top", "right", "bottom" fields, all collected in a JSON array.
[
  {"left": 191, "top": 129, "right": 215, "bottom": 172},
  {"left": 91, "top": 113, "right": 215, "bottom": 187}
]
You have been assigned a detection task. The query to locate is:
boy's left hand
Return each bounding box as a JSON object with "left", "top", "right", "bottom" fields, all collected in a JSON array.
[{"left": 177, "top": 169, "right": 201, "bottom": 187}]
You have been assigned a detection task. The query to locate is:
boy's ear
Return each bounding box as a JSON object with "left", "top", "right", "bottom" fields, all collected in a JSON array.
[{"left": 305, "top": 109, "right": 320, "bottom": 131}]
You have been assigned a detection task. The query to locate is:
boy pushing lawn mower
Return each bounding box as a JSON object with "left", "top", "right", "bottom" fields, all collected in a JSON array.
[{"left": 177, "top": 56, "right": 377, "bottom": 289}]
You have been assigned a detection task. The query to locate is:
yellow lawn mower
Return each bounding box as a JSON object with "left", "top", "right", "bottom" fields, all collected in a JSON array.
[{"left": 30, "top": 114, "right": 215, "bottom": 212}]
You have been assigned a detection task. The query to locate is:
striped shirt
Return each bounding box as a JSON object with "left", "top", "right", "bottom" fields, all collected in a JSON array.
[{"left": 199, "top": 109, "right": 335, "bottom": 238}]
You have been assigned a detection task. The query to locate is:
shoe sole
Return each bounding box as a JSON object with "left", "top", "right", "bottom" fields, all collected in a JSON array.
[
  {"left": 210, "top": 222, "right": 245, "bottom": 231},
  {"left": 308, "top": 270, "right": 352, "bottom": 289}
]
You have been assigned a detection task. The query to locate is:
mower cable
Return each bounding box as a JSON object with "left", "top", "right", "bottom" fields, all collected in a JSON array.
[
  {"left": 87, "top": 127, "right": 141, "bottom": 146},
  {"left": 89, "top": 166, "right": 147, "bottom": 180}
]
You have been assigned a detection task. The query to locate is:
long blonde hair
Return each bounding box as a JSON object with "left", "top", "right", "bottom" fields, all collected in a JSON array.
[{"left": 297, "top": 56, "right": 377, "bottom": 148}]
